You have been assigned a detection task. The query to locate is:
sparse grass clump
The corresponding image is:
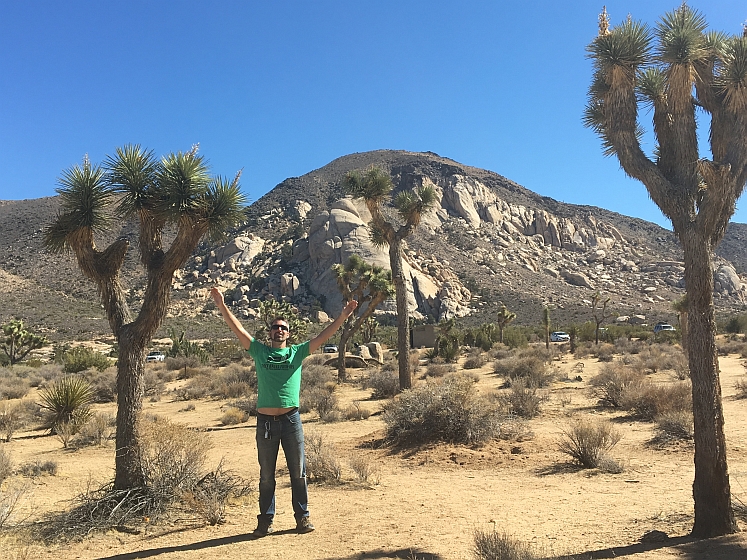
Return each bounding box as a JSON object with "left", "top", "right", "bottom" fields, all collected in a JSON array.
[
  {"left": 473, "top": 529, "right": 536, "bottom": 560},
  {"left": 75, "top": 412, "right": 115, "bottom": 446},
  {"left": 558, "top": 418, "right": 622, "bottom": 470},
  {"left": 304, "top": 431, "right": 342, "bottom": 483},
  {"left": 382, "top": 375, "right": 503, "bottom": 446},
  {"left": 735, "top": 377, "right": 747, "bottom": 399},
  {"left": 343, "top": 401, "right": 371, "bottom": 421},
  {"left": 17, "top": 460, "right": 58, "bottom": 477},
  {"left": 348, "top": 454, "right": 380, "bottom": 484}
]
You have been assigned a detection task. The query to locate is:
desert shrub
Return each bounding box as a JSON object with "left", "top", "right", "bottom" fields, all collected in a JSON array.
[
  {"left": 343, "top": 401, "right": 371, "bottom": 421},
  {"left": 473, "top": 529, "right": 536, "bottom": 560},
  {"left": 365, "top": 368, "right": 399, "bottom": 399},
  {"left": 166, "top": 356, "right": 204, "bottom": 373},
  {"left": 0, "top": 446, "right": 11, "bottom": 482},
  {"left": 717, "top": 338, "right": 747, "bottom": 357},
  {"left": 62, "top": 347, "right": 111, "bottom": 373},
  {"left": 304, "top": 431, "right": 342, "bottom": 483},
  {"left": 724, "top": 314, "right": 747, "bottom": 334},
  {"left": 558, "top": 418, "right": 622, "bottom": 469},
  {"left": 0, "top": 401, "right": 25, "bottom": 442},
  {"left": 348, "top": 454, "right": 379, "bottom": 484},
  {"left": 304, "top": 386, "right": 338, "bottom": 419},
  {"left": 654, "top": 410, "right": 694, "bottom": 441},
  {"left": 590, "top": 364, "right": 646, "bottom": 408},
  {"left": 735, "top": 377, "right": 747, "bottom": 399},
  {"left": 81, "top": 367, "right": 117, "bottom": 403},
  {"left": 300, "top": 364, "right": 335, "bottom": 391},
  {"left": 614, "top": 336, "right": 644, "bottom": 355},
  {"left": 382, "top": 375, "right": 503, "bottom": 445},
  {"left": 75, "top": 413, "right": 115, "bottom": 446},
  {"left": 0, "top": 484, "right": 27, "bottom": 529},
  {"left": 17, "top": 459, "right": 58, "bottom": 477},
  {"left": 463, "top": 350, "right": 487, "bottom": 370},
  {"left": 632, "top": 345, "right": 685, "bottom": 374},
  {"left": 498, "top": 380, "right": 545, "bottom": 419},
  {"left": 180, "top": 462, "right": 252, "bottom": 525},
  {"left": 409, "top": 350, "right": 421, "bottom": 374},
  {"left": 304, "top": 353, "right": 330, "bottom": 366},
  {"left": 594, "top": 343, "right": 616, "bottom": 362},
  {"left": 425, "top": 363, "right": 457, "bottom": 377},
  {"left": 0, "top": 373, "right": 31, "bottom": 400},
  {"left": 493, "top": 356, "right": 552, "bottom": 388},
  {"left": 219, "top": 407, "right": 249, "bottom": 425},
  {"left": 38, "top": 376, "right": 94, "bottom": 435},
  {"left": 501, "top": 328, "right": 528, "bottom": 349},
  {"left": 137, "top": 415, "right": 211, "bottom": 495},
  {"left": 230, "top": 395, "right": 258, "bottom": 417},
  {"left": 621, "top": 381, "right": 691, "bottom": 421},
  {"left": 489, "top": 345, "right": 513, "bottom": 361}
]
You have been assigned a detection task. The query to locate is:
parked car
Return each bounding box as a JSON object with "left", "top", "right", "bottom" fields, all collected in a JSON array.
[
  {"left": 653, "top": 323, "right": 676, "bottom": 333},
  {"left": 146, "top": 351, "right": 166, "bottom": 363},
  {"left": 550, "top": 331, "right": 570, "bottom": 342},
  {"left": 322, "top": 344, "right": 338, "bottom": 354}
]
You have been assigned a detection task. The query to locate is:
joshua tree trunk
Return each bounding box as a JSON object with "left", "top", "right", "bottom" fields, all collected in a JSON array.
[
  {"left": 114, "top": 329, "right": 147, "bottom": 489},
  {"left": 681, "top": 230, "right": 736, "bottom": 537},
  {"left": 390, "top": 237, "right": 411, "bottom": 390},
  {"left": 337, "top": 324, "right": 353, "bottom": 383}
]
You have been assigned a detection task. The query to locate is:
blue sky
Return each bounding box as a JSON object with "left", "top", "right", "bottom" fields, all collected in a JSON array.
[{"left": 1, "top": 1, "right": 745, "bottom": 228}]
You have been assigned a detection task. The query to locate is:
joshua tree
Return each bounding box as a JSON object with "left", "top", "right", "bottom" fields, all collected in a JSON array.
[
  {"left": 44, "top": 145, "right": 246, "bottom": 490},
  {"left": 542, "top": 306, "right": 551, "bottom": 349},
  {"left": 590, "top": 291, "right": 612, "bottom": 344},
  {"left": 343, "top": 167, "right": 437, "bottom": 390},
  {"left": 332, "top": 254, "right": 394, "bottom": 382},
  {"left": 1, "top": 319, "right": 48, "bottom": 365},
  {"left": 495, "top": 305, "right": 516, "bottom": 344},
  {"left": 584, "top": 5, "right": 746, "bottom": 536}
]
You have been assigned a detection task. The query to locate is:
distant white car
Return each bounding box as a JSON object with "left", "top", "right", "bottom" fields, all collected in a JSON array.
[
  {"left": 550, "top": 331, "right": 570, "bottom": 342},
  {"left": 146, "top": 351, "right": 166, "bottom": 363},
  {"left": 653, "top": 323, "right": 676, "bottom": 333},
  {"left": 323, "top": 344, "right": 338, "bottom": 354}
]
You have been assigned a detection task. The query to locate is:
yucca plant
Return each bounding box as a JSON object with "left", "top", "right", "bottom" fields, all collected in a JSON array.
[
  {"left": 38, "top": 376, "right": 94, "bottom": 435},
  {"left": 44, "top": 144, "right": 247, "bottom": 489},
  {"left": 344, "top": 167, "right": 436, "bottom": 390},
  {"left": 585, "top": 5, "right": 747, "bottom": 537}
]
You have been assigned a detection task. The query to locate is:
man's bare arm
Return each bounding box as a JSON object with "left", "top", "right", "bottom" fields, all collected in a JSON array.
[
  {"left": 309, "top": 300, "right": 358, "bottom": 354},
  {"left": 211, "top": 288, "right": 253, "bottom": 350}
]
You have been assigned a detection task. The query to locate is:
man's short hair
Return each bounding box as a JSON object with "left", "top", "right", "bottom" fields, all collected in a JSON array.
[{"left": 271, "top": 316, "right": 289, "bottom": 327}]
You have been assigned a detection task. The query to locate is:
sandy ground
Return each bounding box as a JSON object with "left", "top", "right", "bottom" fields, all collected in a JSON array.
[{"left": 2, "top": 349, "right": 747, "bottom": 560}]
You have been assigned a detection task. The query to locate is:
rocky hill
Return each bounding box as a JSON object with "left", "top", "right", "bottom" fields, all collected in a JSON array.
[{"left": 1, "top": 150, "right": 746, "bottom": 340}]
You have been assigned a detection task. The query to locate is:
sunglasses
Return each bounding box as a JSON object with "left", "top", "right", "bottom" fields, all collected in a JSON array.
[{"left": 270, "top": 324, "right": 289, "bottom": 332}]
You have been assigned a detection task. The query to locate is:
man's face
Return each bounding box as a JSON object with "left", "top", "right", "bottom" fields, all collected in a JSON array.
[{"left": 270, "top": 321, "right": 290, "bottom": 344}]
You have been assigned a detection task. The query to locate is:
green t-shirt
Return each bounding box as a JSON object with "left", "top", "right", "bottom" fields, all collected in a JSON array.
[{"left": 248, "top": 340, "right": 310, "bottom": 409}]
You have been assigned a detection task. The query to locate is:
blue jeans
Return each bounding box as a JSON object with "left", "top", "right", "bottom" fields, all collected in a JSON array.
[{"left": 256, "top": 409, "right": 309, "bottom": 523}]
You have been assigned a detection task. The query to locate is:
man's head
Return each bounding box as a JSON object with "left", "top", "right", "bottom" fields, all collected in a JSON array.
[{"left": 269, "top": 317, "right": 290, "bottom": 347}]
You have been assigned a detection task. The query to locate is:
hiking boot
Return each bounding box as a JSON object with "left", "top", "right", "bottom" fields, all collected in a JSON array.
[
  {"left": 296, "top": 517, "right": 315, "bottom": 534},
  {"left": 253, "top": 520, "right": 274, "bottom": 537}
]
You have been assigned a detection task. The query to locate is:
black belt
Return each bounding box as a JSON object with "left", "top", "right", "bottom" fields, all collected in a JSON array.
[{"left": 257, "top": 407, "right": 299, "bottom": 421}]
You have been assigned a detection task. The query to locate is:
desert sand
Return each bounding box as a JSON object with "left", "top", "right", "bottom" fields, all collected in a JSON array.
[{"left": 2, "top": 350, "right": 747, "bottom": 560}]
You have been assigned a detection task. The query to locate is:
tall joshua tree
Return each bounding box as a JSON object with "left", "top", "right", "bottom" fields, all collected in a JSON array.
[
  {"left": 332, "top": 254, "right": 394, "bottom": 382},
  {"left": 585, "top": 5, "right": 747, "bottom": 537},
  {"left": 343, "top": 167, "right": 436, "bottom": 390},
  {"left": 44, "top": 145, "right": 246, "bottom": 490}
]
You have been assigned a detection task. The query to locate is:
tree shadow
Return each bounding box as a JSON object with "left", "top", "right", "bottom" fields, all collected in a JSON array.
[
  {"left": 321, "top": 549, "right": 445, "bottom": 560},
  {"left": 540, "top": 534, "right": 747, "bottom": 560},
  {"left": 534, "top": 462, "right": 585, "bottom": 476}
]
